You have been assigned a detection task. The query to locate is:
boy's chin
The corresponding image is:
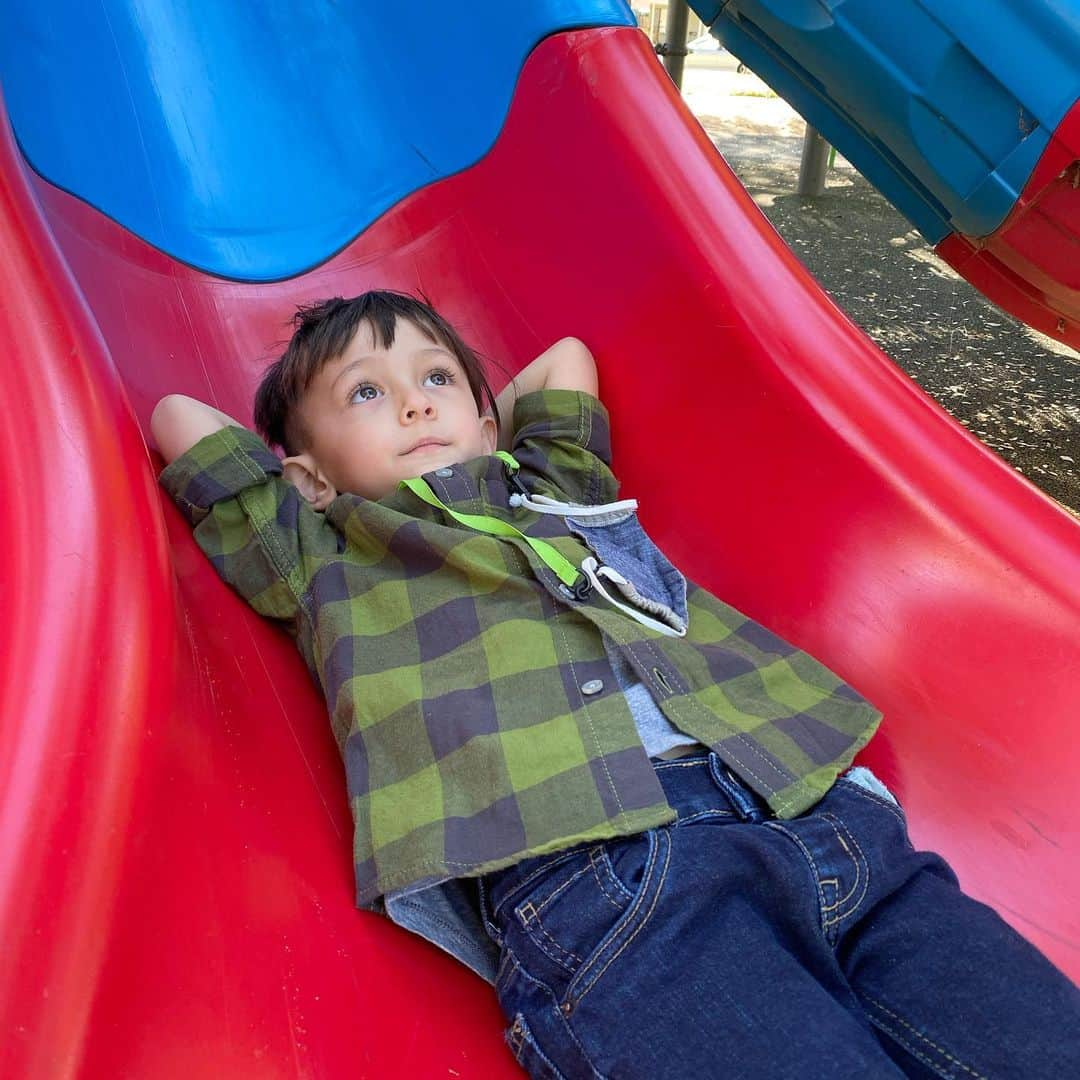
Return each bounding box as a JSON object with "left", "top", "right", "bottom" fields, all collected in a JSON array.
[
  {"left": 408, "top": 451, "right": 467, "bottom": 474},
  {"left": 381, "top": 458, "right": 453, "bottom": 493}
]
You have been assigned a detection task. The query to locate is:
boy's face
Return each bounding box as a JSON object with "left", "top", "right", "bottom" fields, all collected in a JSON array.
[{"left": 282, "top": 318, "right": 497, "bottom": 506}]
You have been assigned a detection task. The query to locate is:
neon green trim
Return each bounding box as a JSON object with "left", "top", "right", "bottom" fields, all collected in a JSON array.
[
  {"left": 494, "top": 450, "right": 519, "bottom": 471},
  {"left": 399, "top": 474, "right": 580, "bottom": 588}
]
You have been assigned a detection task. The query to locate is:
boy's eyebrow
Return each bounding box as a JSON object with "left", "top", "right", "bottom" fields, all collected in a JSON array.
[{"left": 329, "top": 346, "right": 452, "bottom": 392}]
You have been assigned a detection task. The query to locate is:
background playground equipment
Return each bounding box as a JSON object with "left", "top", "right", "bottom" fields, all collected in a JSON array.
[
  {"left": 693, "top": 0, "right": 1080, "bottom": 348},
  {"left": 1, "top": 2, "right": 1078, "bottom": 1075}
]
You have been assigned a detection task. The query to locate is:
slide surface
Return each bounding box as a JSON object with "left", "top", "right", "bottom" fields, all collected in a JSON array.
[{"left": 1, "top": 4, "right": 1078, "bottom": 1076}]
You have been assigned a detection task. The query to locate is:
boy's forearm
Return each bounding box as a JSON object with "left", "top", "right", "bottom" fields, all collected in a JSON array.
[
  {"left": 151, "top": 394, "right": 247, "bottom": 464},
  {"left": 493, "top": 337, "right": 597, "bottom": 450}
]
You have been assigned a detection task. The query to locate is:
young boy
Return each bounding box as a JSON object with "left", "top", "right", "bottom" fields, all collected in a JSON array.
[{"left": 153, "top": 291, "right": 1079, "bottom": 1079}]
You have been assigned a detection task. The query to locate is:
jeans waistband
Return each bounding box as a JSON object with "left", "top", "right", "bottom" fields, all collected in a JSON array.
[
  {"left": 480, "top": 752, "right": 771, "bottom": 933},
  {"left": 651, "top": 750, "right": 773, "bottom": 823}
]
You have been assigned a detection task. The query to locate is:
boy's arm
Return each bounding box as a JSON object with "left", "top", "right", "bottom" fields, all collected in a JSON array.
[
  {"left": 151, "top": 394, "right": 247, "bottom": 465},
  {"left": 153, "top": 393, "right": 333, "bottom": 623},
  {"left": 493, "top": 337, "right": 597, "bottom": 451}
]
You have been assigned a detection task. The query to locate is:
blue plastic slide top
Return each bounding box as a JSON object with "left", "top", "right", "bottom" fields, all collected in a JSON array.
[
  {"left": 700, "top": 0, "right": 1080, "bottom": 242},
  {"left": 0, "top": 1, "right": 635, "bottom": 281}
]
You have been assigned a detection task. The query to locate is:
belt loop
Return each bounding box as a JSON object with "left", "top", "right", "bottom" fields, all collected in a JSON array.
[{"left": 707, "top": 753, "right": 765, "bottom": 823}]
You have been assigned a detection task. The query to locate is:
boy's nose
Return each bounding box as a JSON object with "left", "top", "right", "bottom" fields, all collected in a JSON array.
[{"left": 402, "top": 396, "right": 436, "bottom": 421}]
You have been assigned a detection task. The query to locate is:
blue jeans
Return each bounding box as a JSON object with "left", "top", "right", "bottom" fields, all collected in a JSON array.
[{"left": 478, "top": 753, "right": 1080, "bottom": 1079}]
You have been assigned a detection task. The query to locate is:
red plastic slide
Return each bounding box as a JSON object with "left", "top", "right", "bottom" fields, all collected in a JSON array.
[{"left": 2, "top": 27, "right": 1078, "bottom": 1078}]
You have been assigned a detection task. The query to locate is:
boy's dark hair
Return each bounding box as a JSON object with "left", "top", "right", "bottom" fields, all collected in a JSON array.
[{"left": 254, "top": 291, "right": 500, "bottom": 454}]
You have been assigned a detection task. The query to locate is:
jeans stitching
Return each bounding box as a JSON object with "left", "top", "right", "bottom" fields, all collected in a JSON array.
[
  {"left": 526, "top": 861, "right": 595, "bottom": 919},
  {"left": 825, "top": 813, "right": 871, "bottom": 920},
  {"left": 590, "top": 848, "right": 633, "bottom": 907},
  {"left": 676, "top": 808, "right": 736, "bottom": 826},
  {"left": 477, "top": 877, "right": 503, "bottom": 945},
  {"left": 524, "top": 915, "right": 585, "bottom": 972},
  {"left": 817, "top": 814, "right": 869, "bottom": 920},
  {"left": 764, "top": 821, "right": 831, "bottom": 937},
  {"left": 507, "top": 1016, "right": 524, "bottom": 1055},
  {"left": 652, "top": 756, "right": 709, "bottom": 773},
  {"left": 836, "top": 777, "right": 907, "bottom": 825},
  {"left": 569, "top": 827, "right": 659, "bottom": 994},
  {"left": 869, "top": 1016, "right": 966, "bottom": 1079},
  {"left": 819, "top": 877, "right": 841, "bottom": 913},
  {"left": 507, "top": 1014, "right": 569, "bottom": 1079},
  {"left": 491, "top": 848, "right": 584, "bottom": 922},
  {"left": 571, "top": 829, "right": 672, "bottom": 1007},
  {"left": 864, "top": 994, "right": 988, "bottom": 1080},
  {"left": 494, "top": 947, "right": 514, "bottom": 987},
  {"left": 501, "top": 952, "right": 611, "bottom": 1080},
  {"left": 712, "top": 746, "right": 792, "bottom": 815}
]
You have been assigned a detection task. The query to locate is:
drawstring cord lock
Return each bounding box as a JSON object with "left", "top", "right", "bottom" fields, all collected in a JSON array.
[
  {"left": 506, "top": 469, "right": 531, "bottom": 500},
  {"left": 498, "top": 451, "right": 531, "bottom": 500},
  {"left": 571, "top": 575, "right": 593, "bottom": 601}
]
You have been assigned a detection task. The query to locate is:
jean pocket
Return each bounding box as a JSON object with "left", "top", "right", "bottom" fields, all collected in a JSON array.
[
  {"left": 505, "top": 829, "right": 671, "bottom": 1012},
  {"left": 511, "top": 843, "right": 636, "bottom": 975}
]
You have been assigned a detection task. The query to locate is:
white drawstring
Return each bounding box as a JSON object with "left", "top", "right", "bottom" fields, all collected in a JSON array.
[
  {"left": 506, "top": 487, "right": 685, "bottom": 636},
  {"left": 580, "top": 557, "right": 686, "bottom": 638},
  {"left": 507, "top": 491, "right": 639, "bottom": 517}
]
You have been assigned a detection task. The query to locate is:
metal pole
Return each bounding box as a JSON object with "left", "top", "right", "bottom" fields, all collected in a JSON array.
[
  {"left": 798, "top": 124, "right": 829, "bottom": 196},
  {"left": 659, "top": 0, "right": 691, "bottom": 90}
]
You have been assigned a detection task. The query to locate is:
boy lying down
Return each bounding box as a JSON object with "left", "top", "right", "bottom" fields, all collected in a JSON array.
[{"left": 153, "top": 290, "right": 1079, "bottom": 1079}]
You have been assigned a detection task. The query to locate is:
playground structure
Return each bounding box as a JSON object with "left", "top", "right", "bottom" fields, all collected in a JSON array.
[
  {"left": 693, "top": 0, "right": 1080, "bottom": 349},
  {"left": 1, "top": 3, "right": 1078, "bottom": 1076}
]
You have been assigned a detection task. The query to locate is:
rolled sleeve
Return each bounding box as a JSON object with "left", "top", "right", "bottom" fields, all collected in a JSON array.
[
  {"left": 511, "top": 389, "right": 619, "bottom": 505},
  {"left": 158, "top": 426, "right": 329, "bottom": 623},
  {"left": 159, "top": 425, "right": 285, "bottom": 526}
]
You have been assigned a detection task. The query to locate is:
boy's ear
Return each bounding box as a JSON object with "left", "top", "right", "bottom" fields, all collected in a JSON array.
[
  {"left": 479, "top": 413, "right": 498, "bottom": 454},
  {"left": 282, "top": 452, "right": 338, "bottom": 511}
]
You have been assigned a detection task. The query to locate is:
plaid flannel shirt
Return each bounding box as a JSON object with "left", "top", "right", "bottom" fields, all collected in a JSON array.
[{"left": 160, "top": 389, "right": 881, "bottom": 905}]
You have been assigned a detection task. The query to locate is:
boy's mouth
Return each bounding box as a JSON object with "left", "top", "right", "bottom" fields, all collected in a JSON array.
[{"left": 401, "top": 438, "right": 450, "bottom": 455}]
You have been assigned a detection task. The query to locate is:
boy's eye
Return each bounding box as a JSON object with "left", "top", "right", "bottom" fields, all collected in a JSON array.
[
  {"left": 424, "top": 368, "right": 455, "bottom": 387},
  {"left": 350, "top": 383, "right": 381, "bottom": 403}
]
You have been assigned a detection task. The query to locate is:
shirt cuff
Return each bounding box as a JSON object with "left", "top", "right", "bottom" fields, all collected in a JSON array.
[
  {"left": 511, "top": 388, "right": 613, "bottom": 467},
  {"left": 159, "top": 425, "right": 283, "bottom": 520}
]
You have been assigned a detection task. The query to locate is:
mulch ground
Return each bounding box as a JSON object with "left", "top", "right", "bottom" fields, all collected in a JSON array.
[{"left": 697, "top": 118, "right": 1079, "bottom": 513}]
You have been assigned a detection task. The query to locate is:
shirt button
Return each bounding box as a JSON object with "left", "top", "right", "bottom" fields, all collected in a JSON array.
[
  {"left": 435, "top": 467, "right": 454, "bottom": 478},
  {"left": 581, "top": 679, "right": 604, "bottom": 696}
]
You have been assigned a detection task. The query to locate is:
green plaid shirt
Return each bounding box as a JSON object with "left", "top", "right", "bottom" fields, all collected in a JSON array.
[{"left": 160, "top": 390, "right": 881, "bottom": 905}]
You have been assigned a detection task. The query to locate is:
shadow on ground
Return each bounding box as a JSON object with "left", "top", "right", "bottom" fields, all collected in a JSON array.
[{"left": 699, "top": 116, "right": 1079, "bottom": 513}]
